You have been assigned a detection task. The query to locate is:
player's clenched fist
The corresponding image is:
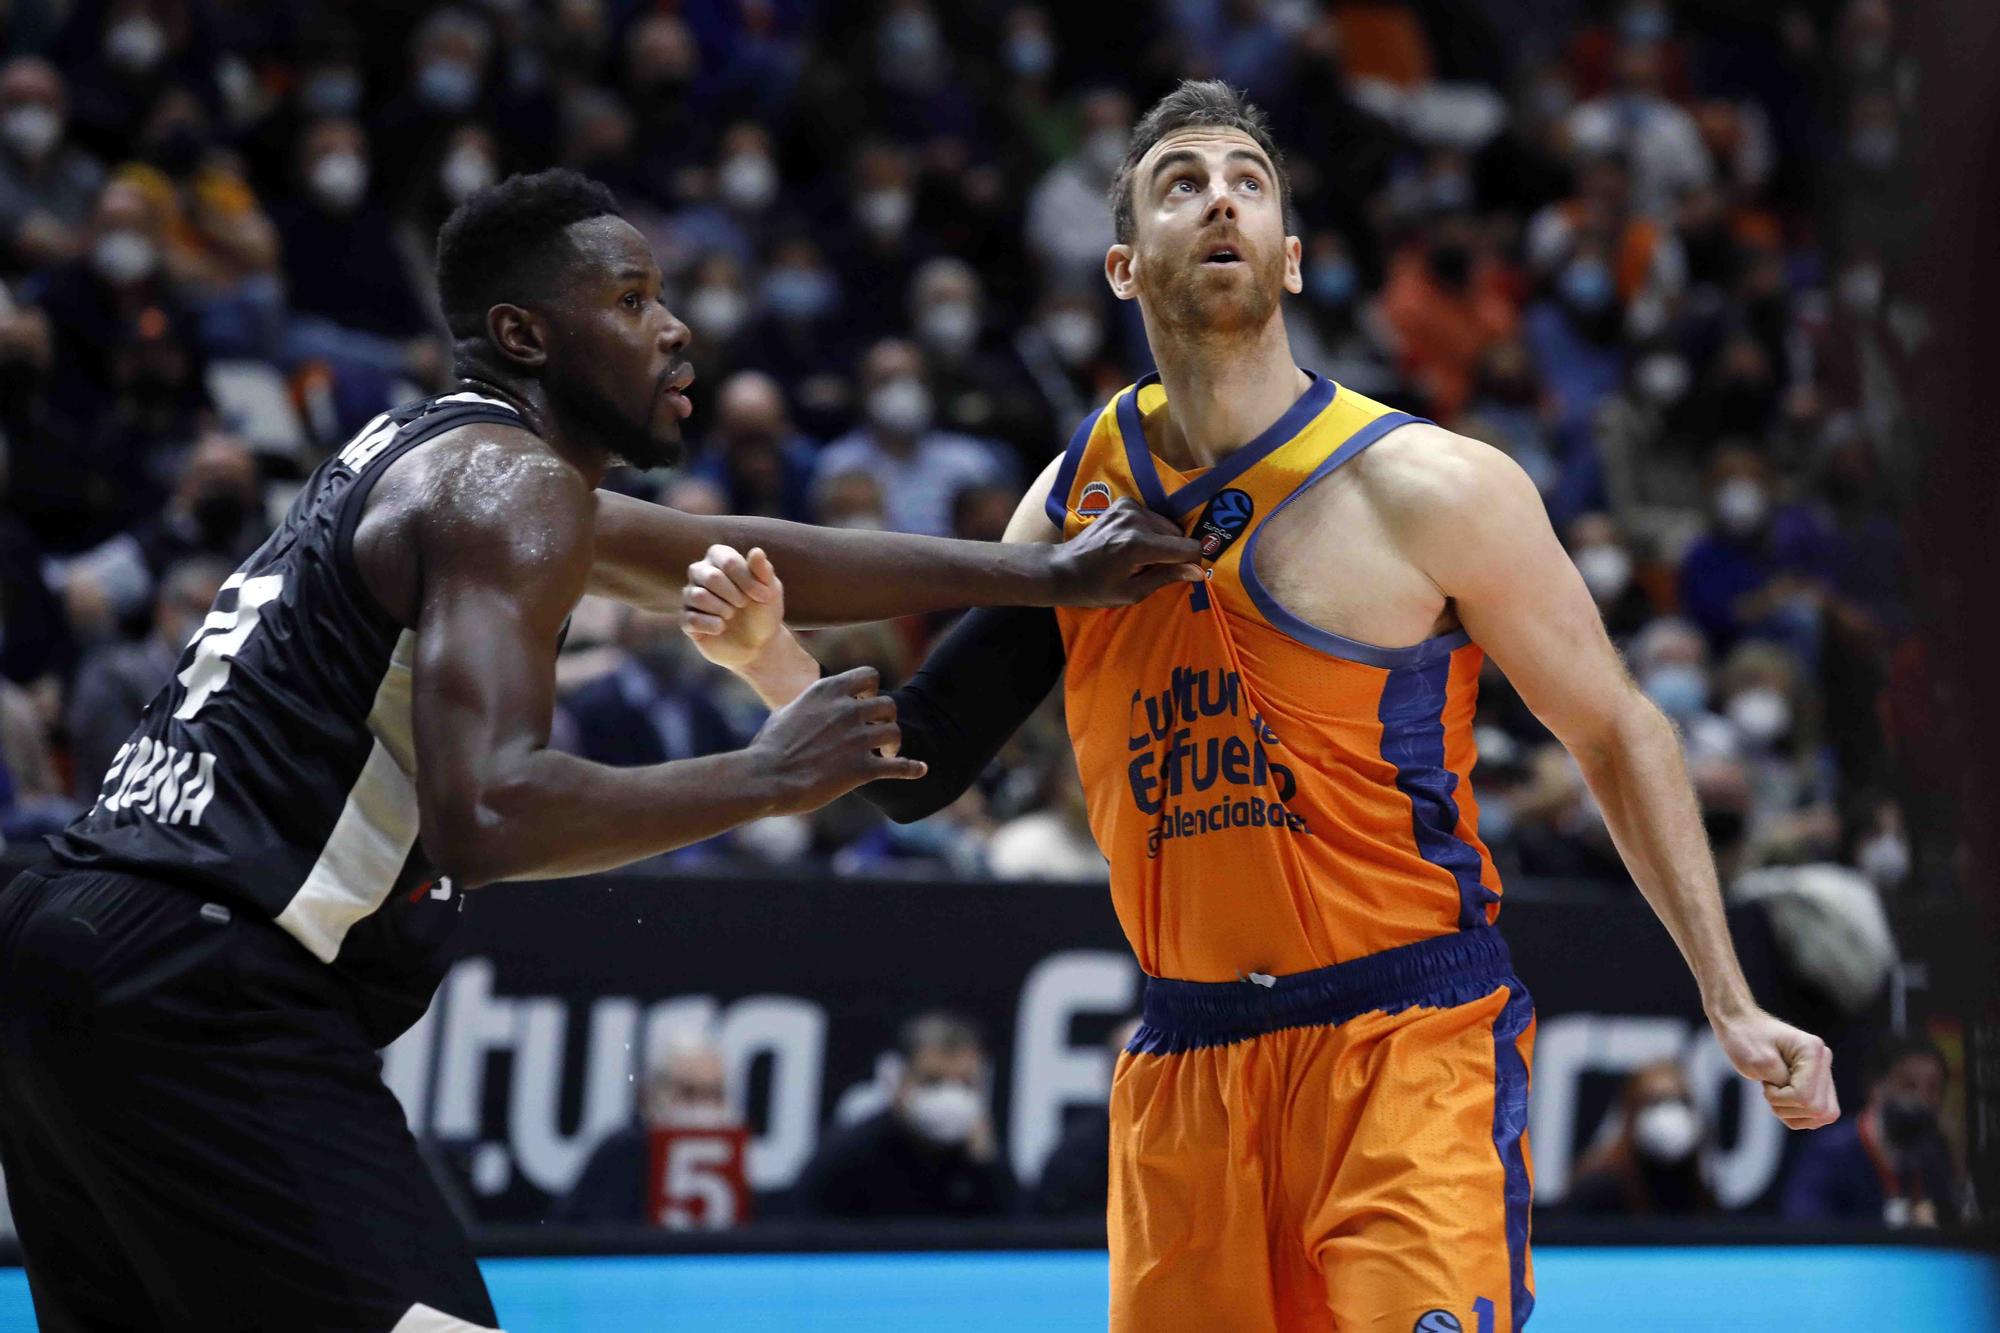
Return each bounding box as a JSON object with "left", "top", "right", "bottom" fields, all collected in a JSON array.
[
  {"left": 1713, "top": 1008, "right": 1840, "bottom": 1130},
  {"left": 748, "top": 666, "right": 925, "bottom": 811},
  {"left": 681, "top": 544, "right": 784, "bottom": 670}
]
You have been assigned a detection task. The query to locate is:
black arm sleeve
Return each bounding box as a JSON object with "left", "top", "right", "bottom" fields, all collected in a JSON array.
[{"left": 861, "top": 604, "right": 1066, "bottom": 824}]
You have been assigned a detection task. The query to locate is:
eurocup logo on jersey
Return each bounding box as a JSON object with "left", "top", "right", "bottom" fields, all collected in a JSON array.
[
  {"left": 1075, "top": 481, "right": 1113, "bottom": 522},
  {"left": 1193, "top": 487, "right": 1254, "bottom": 560}
]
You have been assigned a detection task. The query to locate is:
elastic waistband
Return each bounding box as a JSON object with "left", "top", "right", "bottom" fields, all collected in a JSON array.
[{"left": 1132, "top": 926, "right": 1515, "bottom": 1055}]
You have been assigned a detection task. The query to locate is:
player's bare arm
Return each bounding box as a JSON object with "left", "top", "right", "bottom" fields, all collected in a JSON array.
[
  {"left": 1362, "top": 422, "right": 1838, "bottom": 1130},
  {"left": 590, "top": 483, "right": 1200, "bottom": 624},
  {"left": 682, "top": 455, "right": 1076, "bottom": 823},
  {"left": 366, "top": 425, "right": 922, "bottom": 889}
]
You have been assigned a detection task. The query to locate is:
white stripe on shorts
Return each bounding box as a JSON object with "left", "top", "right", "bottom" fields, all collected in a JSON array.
[{"left": 389, "top": 1302, "right": 503, "bottom": 1333}]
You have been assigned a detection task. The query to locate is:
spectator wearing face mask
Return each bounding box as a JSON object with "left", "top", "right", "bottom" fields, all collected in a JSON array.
[
  {"left": 1566, "top": 511, "right": 1655, "bottom": 642},
  {"left": 270, "top": 117, "right": 439, "bottom": 364},
  {"left": 1016, "top": 286, "right": 1118, "bottom": 432},
  {"left": 1567, "top": 1061, "right": 1716, "bottom": 1217},
  {"left": 1678, "top": 447, "right": 1836, "bottom": 656},
  {"left": 0, "top": 57, "right": 105, "bottom": 273},
  {"left": 1293, "top": 230, "right": 1398, "bottom": 402},
  {"left": 1628, "top": 618, "right": 1733, "bottom": 759},
  {"left": 829, "top": 140, "right": 935, "bottom": 348},
  {"left": 685, "top": 371, "right": 818, "bottom": 522},
  {"left": 1458, "top": 339, "right": 1561, "bottom": 504},
  {"left": 1025, "top": 88, "right": 1130, "bottom": 288},
  {"left": 1782, "top": 1035, "right": 1965, "bottom": 1228},
  {"left": 1521, "top": 232, "right": 1629, "bottom": 450},
  {"left": 816, "top": 339, "right": 1012, "bottom": 537},
  {"left": 66, "top": 554, "right": 227, "bottom": 800},
  {"left": 375, "top": 8, "right": 496, "bottom": 186},
  {"left": 64, "top": 432, "right": 263, "bottom": 625},
  {"left": 740, "top": 233, "right": 849, "bottom": 433},
  {"left": 55, "top": 0, "right": 219, "bottom": 164},
  {"left": 1716, "top": 640, "right": 1840, "bottom": 864},
  {"left": 23, "top": 176, "right": 201, "bottom": 442},
  {"left": 796, "top": 1012, "right": 1015, "bottom": 1219},
  {"left": 909, "top": 258, "right": 1048, "bottom": 468},
  {"left": 670, "top": 122, "right": 782, "bottom": 273},
  {"left": 555, "top": 1031, "right": 746, "bottom": 1226}
]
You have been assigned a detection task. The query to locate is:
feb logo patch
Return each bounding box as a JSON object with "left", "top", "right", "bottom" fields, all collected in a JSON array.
[
  {"left": 1075, "top": 481, "right": 1113, "bottom": 521},
  {"left": 1412, "top": 1312, "right": 1463, "bottom": 1333},
  {"left": 1193, "top": 487, "right": 1255, "bottom": 560}
]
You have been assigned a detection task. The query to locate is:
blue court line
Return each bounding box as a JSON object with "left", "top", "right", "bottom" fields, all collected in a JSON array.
[{"left": 0, "top": 1247, "right": 1992, "bottom": 1330}]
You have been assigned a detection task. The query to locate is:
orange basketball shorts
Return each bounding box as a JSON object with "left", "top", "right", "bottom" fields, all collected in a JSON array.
[{"left": 1108, "top": 926, "right": 1535, "bottom": 1332}]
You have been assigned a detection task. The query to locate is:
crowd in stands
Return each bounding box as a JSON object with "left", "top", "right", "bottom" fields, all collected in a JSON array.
[{"left": 0, "top": 1, "right": 1931, "bottom": 901}]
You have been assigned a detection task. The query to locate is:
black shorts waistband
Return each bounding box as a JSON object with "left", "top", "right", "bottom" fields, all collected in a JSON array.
[{"left": 1132, "top": 926, "right": 1516, "bottom": 1055}]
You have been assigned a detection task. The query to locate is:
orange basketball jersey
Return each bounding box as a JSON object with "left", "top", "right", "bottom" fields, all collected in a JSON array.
[{"left": 1048, "top": 373, "right": 1502, "bottom": 982}]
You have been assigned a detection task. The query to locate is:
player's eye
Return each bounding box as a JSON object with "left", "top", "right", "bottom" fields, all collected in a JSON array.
[
  {"left": 1241, "top": 177, "right": 1262, "bottom": 192},
  {"left": 622, "top": 292, "right": 641, "bottom": 309},
  {"left": 1171, "top": 178, "right": 1195, "bottom": 194}
]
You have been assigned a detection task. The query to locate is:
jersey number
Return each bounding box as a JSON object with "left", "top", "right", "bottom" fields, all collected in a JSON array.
[{"left": 173, "top": 572, "right": 284, "bottom": 720}]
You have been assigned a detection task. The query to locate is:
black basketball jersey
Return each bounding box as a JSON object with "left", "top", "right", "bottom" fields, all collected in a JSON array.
[{"left": 53, "top": 391, "right": 530, "bottom": 1042}]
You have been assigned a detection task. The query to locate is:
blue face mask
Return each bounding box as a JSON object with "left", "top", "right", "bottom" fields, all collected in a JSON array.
[
  {"left": 1642, "top": 663, "right": 1709, "bottom": 722},
  {"left": 418, "top": 59, "right": 479, "bottom": 113},
  {"left": 1005, "top": 32, "right": 1054, "bottom": 79},
  {"left": 1620, "top": 7, "right": 1671, "bottom": 43},
  {"left": 763, "top": 267, "right": 835, "bottom": 322},
  {"left": 1560, "top": 260, "right": 1615, "bottom": 314},
  {"left": 1310, "top": 261, "right": 1358, "bottom": 308},
  {"left": 302, "top": 69, "right": 362, "bottom": 117}
]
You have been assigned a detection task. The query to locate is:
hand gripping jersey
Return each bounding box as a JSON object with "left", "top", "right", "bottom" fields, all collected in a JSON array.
[
  {"left": 52, "top": 392, "right": 527, "bottom": 1041},
  {"left": 1047, "top": 372, "right": 1502, "bottom": 981}
]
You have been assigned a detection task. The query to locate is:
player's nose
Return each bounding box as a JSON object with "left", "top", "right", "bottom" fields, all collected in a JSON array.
[
  {"left": 657, "top": 306, "right": 691, "bottom": 356},
  {"left": 1202, "top": 185, "right": 1237, "bottom": 225}
]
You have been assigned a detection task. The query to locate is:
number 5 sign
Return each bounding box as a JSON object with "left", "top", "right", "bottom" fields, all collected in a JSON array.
[{"left": 647, "top": 1126, "right": 751, "bottom": 1230}]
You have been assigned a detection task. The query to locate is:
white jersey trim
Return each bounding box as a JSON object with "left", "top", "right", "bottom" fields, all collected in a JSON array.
[
  {"left": 274, "top": 630, "right": 421, "bottom": 962},
  {"left": 390, "top": 1302, "right": 504, "bottom": 1333}
]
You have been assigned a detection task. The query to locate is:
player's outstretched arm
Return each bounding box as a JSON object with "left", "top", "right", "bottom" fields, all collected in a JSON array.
[
  {"left": 590, "top": 487, "right": 1200, "bottom": 624},
  {"left": 1376, "top": 425, "right": 1839, "bottom": 1132},
  {"left": 409, "top": 449, "right": 923, "bottom": 889},
  {"left": 682, "top": 454, "right": 1075, "bottom": 822}
]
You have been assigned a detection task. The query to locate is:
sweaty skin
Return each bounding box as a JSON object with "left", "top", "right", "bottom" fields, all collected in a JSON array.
[
  {"left": 350, "top": 210, "right": 1197, "bottom": 889},
  {"left": 687, "top": 126, "right": 1837, "bottom": 1133}
]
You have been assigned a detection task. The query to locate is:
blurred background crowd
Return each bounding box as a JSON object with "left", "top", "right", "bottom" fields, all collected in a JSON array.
[{"left": 0, "top": 0, "right": 1966, "bottom": 1235}]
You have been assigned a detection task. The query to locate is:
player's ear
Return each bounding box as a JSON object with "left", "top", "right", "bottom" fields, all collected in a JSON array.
[
  {"left": 487, "top": 303, "right": 547, "bottom": 369},
  {"left": 1105, "top": 244, "right": 1139, "bottom": 302},
  {"left": 1283, "top": 234, "right": 1304, "bottom": 296}
]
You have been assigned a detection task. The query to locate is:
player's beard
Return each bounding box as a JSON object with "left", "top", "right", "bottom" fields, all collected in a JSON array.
[
  {"left": 1138, "top": 237, "right": 1285, "bottom": 340},
  {"left": 550, "top": 372, "right": 683, "bottom": 471}
]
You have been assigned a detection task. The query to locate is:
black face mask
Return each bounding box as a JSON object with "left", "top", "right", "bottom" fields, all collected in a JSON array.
[
  {"left": 1431, "top": 244, "right": 1471, "bottom": 290},
  {"left": 146, "top": 124, "right": 206, "bottom": 177},
  {"left": 190, "top": 488, "right": 251, "bottom": 545},
  {"left": 1701, "top": 808, "right": 1746, "bottom": 852},
  {"left": 1881, "top": 1097, "right": 1938, "bottom": 1150}
]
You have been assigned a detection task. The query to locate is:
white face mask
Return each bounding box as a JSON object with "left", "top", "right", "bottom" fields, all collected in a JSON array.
[
  {"left": 107, "top": 16, "right": 168, "bottom": 72},
  {"left": 1857, "top": 828, "right": 1910, "bottom": 888},
  {"left": 309, "top": 151, "right": 368, "bottom": 211},
  {"left": 918, "top": 300, "right": 979, "bottom": 357},
  {"left": 869, "top": 377, "right": 932, "bottom": 437},
  {"left": 1714, "top": 477, "right": 1768, "bottom": 536},
  {"left": 1727, "top": 687, "right": 1791, "bottom": 746},
  {"left": 719, "top": 152, "right": 778, "bottom": 212},
  {"left": 1642, "top": 662, "right": 1709, "bottom": 722},
  {"left": 441, "top": 146, "right": 497, "bottom": 202},
  {"left": 1574, "top": 544, "right": 1633, "bottom": 604},
  {"left": 653, "top": 1100, "right": 736, "bottom": 1130},
  {"left": 1042, "top": 311, "right": 1102, "bottom": 366},
  {"left": 686, "top": 285, "right": 748, "bottom": 343},
  {"left": 1, "top": 105, "right": 61, "bottom": 160},
  {"left": 903, "top": 1081, "right": 982, "bottom": 1146},
  {"left": 92, "top": 230, "right": 158, "bottom": 285},
  {"left": 1632, "top": 1099, "right": 1701, "bottom": 1163},
  {"left": 1637, "top": 351, "right": 1689, "bottom": 403},
  {"left": 855, "top": 188, "right": 913, "bottom": 238}
]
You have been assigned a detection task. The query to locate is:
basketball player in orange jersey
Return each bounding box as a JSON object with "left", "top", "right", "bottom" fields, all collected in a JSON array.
[{"left": 681, "top": 81, "right": 1837, "bottom": 1332}]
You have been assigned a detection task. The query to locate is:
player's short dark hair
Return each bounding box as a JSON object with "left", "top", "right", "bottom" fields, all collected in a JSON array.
[
  {"left": 434, "top": 168, "right": 622, "bottom": 341},
  {"left": 1110, "top": 79, "right": 1294, "bottom": 245},
  {"left": 898, "top": 1011, "right": 986, "bottom": 1064}
]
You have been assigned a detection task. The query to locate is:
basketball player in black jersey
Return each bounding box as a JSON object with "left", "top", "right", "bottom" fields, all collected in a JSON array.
[{"left": 0, "top": 170, "right": 1199, "bottom": 1332}]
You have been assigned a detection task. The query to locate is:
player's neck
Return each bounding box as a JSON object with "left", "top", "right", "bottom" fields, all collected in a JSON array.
[
  {"left": 1147, "top": 316, "right": 1308, "bottom": 470},
  {"left": 454, "top": 373, "right": 612, "bottom": 487}
]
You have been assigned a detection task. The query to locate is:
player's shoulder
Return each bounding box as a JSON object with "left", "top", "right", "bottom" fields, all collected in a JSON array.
[{"left": 1348, "top": 419, "right": 1534, "bottom": 525}]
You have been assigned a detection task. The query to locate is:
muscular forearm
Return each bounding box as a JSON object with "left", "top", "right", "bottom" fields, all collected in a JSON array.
[
  {"left": 1572, "top": 700, "right": 1755, "bottom": 1019},
  {"left": 426, "top": 746, "right": 783, "bottom": 887}
]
